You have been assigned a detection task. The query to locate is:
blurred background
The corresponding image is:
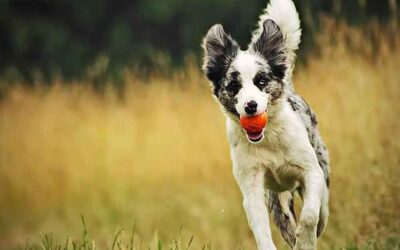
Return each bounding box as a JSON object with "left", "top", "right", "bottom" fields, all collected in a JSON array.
[{"left": 0, "top": 0, "right": 399, "bottom": 249}]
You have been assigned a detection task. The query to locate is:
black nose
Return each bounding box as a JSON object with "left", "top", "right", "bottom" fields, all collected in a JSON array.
[{"left": 245, "top": 100, "right": 258, "bottom": 115}]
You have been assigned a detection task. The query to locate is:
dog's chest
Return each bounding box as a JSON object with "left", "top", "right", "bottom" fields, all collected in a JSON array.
[{"left": 237, "top": 130, "right": 301, "bottom": 191}]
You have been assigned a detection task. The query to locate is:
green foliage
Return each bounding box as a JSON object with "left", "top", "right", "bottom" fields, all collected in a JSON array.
[
  {"left": 17, "top": 217, "right": 400, "bottom": 249},
  {"left": 18, "top": 217, "right": 199, "bottom": 250},
  {"left": 0, "top": 0, "right": 398, "bottom": 82},
  {"left": 343, "top": 237, "right": 400, "bottom": 250}
]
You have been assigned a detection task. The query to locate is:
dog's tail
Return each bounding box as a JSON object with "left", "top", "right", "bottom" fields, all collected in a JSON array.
[
  {"left": 268, "top": 191, "right": 297, "bottom": 248},
  {"left": 251, "top": 0, "right": 301, "bottom": 78}
]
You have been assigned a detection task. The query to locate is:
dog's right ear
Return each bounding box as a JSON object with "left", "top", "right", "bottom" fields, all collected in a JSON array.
[{"left": 202, "top": 24, "right": 239, "bottom": 96}]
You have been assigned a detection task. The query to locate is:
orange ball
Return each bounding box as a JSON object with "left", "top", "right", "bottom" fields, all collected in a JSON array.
[{"left": 239, "top": 112, "right": 268, "bottom": 133}]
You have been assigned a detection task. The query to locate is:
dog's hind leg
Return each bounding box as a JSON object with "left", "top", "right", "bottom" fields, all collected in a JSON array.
[{"left": 268, "top": 191, "right": 297, "bottom": 248}]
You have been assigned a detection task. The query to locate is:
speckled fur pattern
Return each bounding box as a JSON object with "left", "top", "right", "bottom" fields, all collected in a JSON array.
[{"left": 202, "top": 0, "right": 330, "bottom": 249}]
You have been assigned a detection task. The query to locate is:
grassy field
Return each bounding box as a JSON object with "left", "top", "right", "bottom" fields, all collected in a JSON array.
[{"left": 0, "top": 22, "right": 399, "bottom": 249}]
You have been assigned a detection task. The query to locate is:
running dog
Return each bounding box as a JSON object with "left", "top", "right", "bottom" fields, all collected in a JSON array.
[{"left": 201, "top": 0, "right": 330, "bottom": 249}]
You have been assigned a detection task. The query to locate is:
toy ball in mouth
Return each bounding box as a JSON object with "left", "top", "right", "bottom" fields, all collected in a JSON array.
[{"left": 239, "top": 112, "right": 268, "bottom": 143}]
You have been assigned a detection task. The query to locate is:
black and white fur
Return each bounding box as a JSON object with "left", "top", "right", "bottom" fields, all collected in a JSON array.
[{"left": 201, "top": 0, "right": 330, "bottom": 249}]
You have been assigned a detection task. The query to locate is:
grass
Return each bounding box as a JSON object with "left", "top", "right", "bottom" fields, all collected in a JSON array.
[
  {"left": 16, "top": 218, "right": 400, "bottom": 250},
  {"left": 0, "top": 21, "right": 400, "bottom": 249},
  {"left": 18, "top": 218, "right": 198, "bottom": 250}
]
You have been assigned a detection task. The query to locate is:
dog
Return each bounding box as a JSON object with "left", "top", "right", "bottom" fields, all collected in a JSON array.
[{"left": 201, "top": 0, "right": 330, "bottom": 249}]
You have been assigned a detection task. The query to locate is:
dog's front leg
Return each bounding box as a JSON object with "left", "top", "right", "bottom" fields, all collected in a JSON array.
[
  {"left": 234, "top": 167, "right": 276, "bottom": 250},
  {"left": 294, "top": 168, "right": 324, "bottom": 250}
]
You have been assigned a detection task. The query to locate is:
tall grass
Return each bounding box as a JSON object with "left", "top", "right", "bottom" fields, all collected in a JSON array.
[{"left": 0, "top": 21, "right": 399, "bottom": 249}]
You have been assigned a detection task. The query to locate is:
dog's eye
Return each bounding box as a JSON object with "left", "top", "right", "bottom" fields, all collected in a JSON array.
[
  {"left": 256, "top": 77, "right": 267, "bottom": 86},
  {"left": 226, "top": 80, "right": 241, "bottom": 94},
  {"left": 254, "top": 74, "right": 269, "bottom": 90}
]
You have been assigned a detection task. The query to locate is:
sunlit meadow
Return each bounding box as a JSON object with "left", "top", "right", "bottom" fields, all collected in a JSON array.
[{"left": 0, "top": 21, "right": 399, "bottom": 249}]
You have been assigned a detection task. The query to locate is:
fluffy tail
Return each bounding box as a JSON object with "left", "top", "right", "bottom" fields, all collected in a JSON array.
[
  {"left": 268, "top": 191, "right": 297, "bottom": 248},
  {"left": 251, "top": 0, "right": 301, "bottom": 76}
]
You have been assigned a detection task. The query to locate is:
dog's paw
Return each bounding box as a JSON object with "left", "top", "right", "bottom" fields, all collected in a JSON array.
[
  {"left": 293, "top": 241, "right": 316, "bottom": 250},
  {"left": 293, "top": 225, "right": 317, "bottom": 250}
]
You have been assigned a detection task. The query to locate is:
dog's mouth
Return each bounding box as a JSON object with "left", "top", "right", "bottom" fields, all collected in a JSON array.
[{"left": 245, "top": 130, "right": 264, "bottom": 143}]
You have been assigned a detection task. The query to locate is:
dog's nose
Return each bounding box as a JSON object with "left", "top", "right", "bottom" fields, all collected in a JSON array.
[{"left": 245, "top": 100, "right": 258, "bottom": 115}]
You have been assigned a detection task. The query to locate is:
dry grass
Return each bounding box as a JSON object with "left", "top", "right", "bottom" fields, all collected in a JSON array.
[{"left": 0, "top": 22, "right": 399, "bottom": 249}]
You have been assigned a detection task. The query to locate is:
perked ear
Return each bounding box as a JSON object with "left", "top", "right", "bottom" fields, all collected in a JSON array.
[
  {"left": 250, "top": 19, "right": 287, "bottom": 79},
  {"left": 202, "top": 24, "right": 239, "bottom": 96}
]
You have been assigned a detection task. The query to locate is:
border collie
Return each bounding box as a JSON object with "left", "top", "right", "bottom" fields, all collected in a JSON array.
[{"left": 201, "top": 0, "right": 330, "bottom": 249}]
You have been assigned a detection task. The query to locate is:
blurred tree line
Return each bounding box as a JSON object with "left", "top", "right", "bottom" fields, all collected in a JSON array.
[{"left": 0, "top": 0, "right": 398, "bottom": 83}]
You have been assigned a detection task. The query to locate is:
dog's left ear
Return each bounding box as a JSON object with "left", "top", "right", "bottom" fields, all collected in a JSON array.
[
  {"left": 202, "top": 24, "right": 239, "bottom": 96},
  {"left": 250, "top": 19, "right": 287, "bottom": 79}
]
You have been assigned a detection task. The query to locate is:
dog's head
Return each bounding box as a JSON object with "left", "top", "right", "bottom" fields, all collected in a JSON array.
[{"left": 202, "top": 20, "right": 287, "bottom": 120}]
